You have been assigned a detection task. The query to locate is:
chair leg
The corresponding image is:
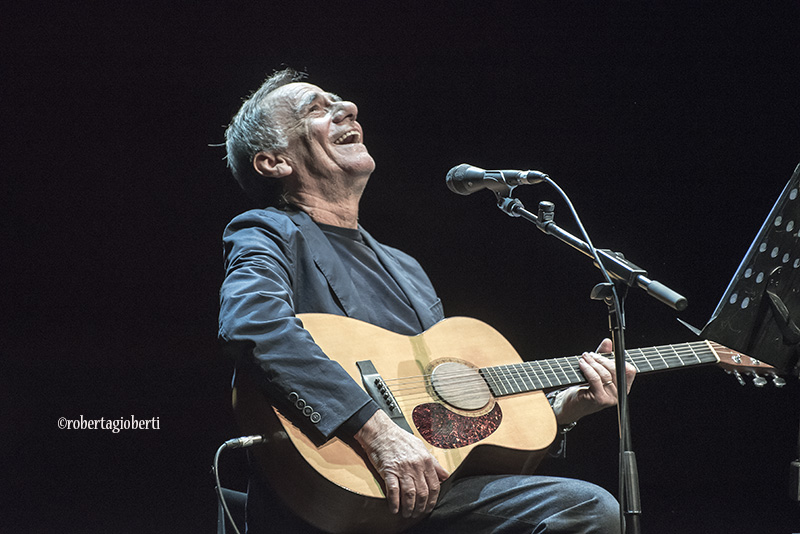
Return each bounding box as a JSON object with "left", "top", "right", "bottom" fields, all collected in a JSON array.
[{"left": 217, "top": 487, "right": 247, "bottom": 534}]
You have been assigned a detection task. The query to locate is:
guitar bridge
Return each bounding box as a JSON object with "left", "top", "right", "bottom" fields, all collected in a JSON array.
[{"left": 356, "top": 360, "right": 413, "bottom": 434}]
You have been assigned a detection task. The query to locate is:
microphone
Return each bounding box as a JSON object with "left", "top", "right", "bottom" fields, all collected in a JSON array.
[{"left": 446, "top": 164, "right": 549, "bottom": 195}]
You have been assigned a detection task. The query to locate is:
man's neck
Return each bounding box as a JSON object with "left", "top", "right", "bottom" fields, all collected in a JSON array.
[
  {"left": 284, "top": 173, "right": 367, "bottom": 229},
  {"left": 287, "top": 193, "right": 360, "bottom": 229}
]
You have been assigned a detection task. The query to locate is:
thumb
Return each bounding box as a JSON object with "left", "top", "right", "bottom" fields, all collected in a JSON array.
[{"left": 596, "top": 338, "right": 613, "bottom": 354}]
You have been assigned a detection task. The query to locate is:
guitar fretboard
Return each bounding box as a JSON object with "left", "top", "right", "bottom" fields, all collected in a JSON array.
[{"left": 480, "top": 340, "right": 719, "bottom": 397}]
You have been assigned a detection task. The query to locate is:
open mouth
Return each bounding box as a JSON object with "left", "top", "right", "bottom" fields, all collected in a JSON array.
[{"left": 333, "top": 130, "right": 361, "bottom": 145}]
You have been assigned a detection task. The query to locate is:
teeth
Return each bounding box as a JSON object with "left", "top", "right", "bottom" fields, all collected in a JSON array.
[{"left": 333, "top": 130, "right": 360, "bottom": 144}]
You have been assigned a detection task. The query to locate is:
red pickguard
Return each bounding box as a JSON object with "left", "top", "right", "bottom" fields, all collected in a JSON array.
[{"left": 412, "top": 403, "right": 503, "bottom": 449}]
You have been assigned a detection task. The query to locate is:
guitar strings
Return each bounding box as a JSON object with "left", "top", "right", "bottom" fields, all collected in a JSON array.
[
  {"left": 380, "top": 341, "right": 718, "bottom": 403},
  {"left": 382, "top": 341, "right": 715, "bottom": 387}
]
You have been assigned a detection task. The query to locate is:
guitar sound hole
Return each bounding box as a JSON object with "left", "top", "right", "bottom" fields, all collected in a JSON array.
[{"left": 430, "top": 361, "right": 491, "bottom": 410}]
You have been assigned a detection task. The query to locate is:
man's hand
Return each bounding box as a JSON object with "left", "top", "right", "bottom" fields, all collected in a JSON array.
[
  {"left": 552, "top": 338, "right": 637, "bottom": 425},
  {"left": 355, "top": 410, "right": 449, "bottom": 518}
]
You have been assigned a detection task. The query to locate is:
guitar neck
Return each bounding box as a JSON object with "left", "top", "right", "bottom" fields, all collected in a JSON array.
[{"left": 481, "top": 340, "right": 721, "bottom": 396}]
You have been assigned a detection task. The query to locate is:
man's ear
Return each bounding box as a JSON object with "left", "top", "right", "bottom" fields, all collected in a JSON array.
[{"left": 253, "top": 151, "right": 292, "bottom": 178}]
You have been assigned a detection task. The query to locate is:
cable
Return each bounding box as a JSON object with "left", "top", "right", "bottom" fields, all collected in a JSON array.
[{"left": 213, "top": 435, "right": 265, "bottom": 534}]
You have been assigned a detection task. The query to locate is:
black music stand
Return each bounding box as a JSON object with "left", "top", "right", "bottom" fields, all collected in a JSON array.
[
  {"left": 698, "top": 162, "right": 800, "bottom": 377},
  {"left": 692, "top": 161, "right": 800, "bottom": 504}
]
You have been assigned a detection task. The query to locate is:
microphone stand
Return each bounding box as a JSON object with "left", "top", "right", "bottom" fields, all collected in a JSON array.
[{"left": 495, "top": 194, "right": 687, "bottom": 534}]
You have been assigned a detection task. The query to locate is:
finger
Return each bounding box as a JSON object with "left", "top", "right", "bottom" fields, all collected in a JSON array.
[
  {"left": 594, "top": 354, "right": 636, "bottom": 391},
  {"left": 625, "top": 361, "right": 637, "bottom": 391},
  {"left": 385, "top": 473, "right": 401, "bottom": 515},
  {"left": 399, "top": 475, "right": 417, "bottom": 519},
  {"left": 584, "top": 354, "right": 615, "bottom": 384},
  {"left": 421, "top": 461, "right": 441, "bottom": 514},
  {"left": 590, "top": 353, "right": 616, "bottom": 374},
  {"left": 579, "top": 354, "right": 611, "bottom": 392},
  {"left": 412, "top": 473, "right": 430, "bottom": 517},
  {"left": 434, "top": 458, "right": 450, "bottom": 481}
]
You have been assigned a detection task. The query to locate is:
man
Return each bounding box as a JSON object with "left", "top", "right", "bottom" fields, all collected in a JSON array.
[{"left": 219, "top": 68, "right": 636, "bottom": 533}]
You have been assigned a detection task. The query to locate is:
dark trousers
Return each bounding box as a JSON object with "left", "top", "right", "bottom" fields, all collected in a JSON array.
[{"left": 246, "top": 471, "right": 620, "bottom": 534}]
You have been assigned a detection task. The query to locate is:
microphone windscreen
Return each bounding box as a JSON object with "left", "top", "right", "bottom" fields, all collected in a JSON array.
[{"left": 446, "top": 164, "right": 478, "bottom": 195}]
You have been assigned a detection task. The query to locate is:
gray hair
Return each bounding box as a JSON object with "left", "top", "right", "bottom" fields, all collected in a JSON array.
[{"left": 224, "top": 68, "right": 306, "bottom": 204}]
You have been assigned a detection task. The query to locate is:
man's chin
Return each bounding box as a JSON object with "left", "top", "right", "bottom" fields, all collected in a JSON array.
[{"left": 349, "top": 154, "right": 376, "bottom": 176}]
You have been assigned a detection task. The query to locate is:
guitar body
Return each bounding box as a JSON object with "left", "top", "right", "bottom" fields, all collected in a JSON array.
[{"left": 233, "top": 313, "right": 558, "bottom": 534}]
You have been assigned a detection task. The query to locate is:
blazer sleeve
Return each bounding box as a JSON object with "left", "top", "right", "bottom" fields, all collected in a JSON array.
[{"left": 218, "top": 210, "right": 375, "bottom": 442}]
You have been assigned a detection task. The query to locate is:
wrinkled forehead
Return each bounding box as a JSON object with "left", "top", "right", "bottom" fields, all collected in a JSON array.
[{"left": 266, "top": 82, "right": 341, "bottom": 120}]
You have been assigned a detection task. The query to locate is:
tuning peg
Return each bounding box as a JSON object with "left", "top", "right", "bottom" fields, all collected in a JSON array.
[
  {"left": 751, "top": 375, "right": 767, "bottom": 387},
  {"left": 770, "top": 374, "right": 787, "bottom": 388},
  {"left": 732, "top": 370, "right": 746, "bottom": 386}
]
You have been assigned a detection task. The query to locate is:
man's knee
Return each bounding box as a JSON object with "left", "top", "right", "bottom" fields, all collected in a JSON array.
[{"left": 551, "top": 479, "right": 620, "bottom": 533}]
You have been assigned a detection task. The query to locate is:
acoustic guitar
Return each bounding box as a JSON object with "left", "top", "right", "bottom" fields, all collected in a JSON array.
[{"left": 233, "top": 313, "right": 776, "bottom": 533}]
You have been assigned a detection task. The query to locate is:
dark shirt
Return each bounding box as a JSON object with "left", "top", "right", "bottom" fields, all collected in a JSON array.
[{"left": 317, "top": 222, "right": 424, "bottom": 336}]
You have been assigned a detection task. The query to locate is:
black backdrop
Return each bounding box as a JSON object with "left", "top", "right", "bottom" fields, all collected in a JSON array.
[{"left": 5, "top": 2, "right": 800, "bottom": 532}]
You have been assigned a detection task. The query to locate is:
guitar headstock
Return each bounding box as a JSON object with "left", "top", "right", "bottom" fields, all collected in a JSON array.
[{"left": 709, "top": 341, "right": 786, "bottom": 388}]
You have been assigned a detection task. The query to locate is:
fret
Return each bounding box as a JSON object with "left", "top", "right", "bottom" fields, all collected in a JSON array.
[
  {"left": 514, "top": 362, "right": 536, "bottom": 392},
  {"left": 564, "top": 356, "right": 584, "bottom": 384},
  {"left": 513, "top": 363, "right": 529, "bottom": 392},
  {"left": 493, "top": 366, "right": 510, "bottom": 394},
  {"left": 684, "top": 344, "right": 701, "bottom": 365},
  {"left": 550, "top": 357, "right": 571, "bottom": 386},
  {"left": 504, "top": 364, "right": 523, "bottom": 394},
  {"left": 542, "top": 359, "right": 561, "bottom": 387},
  {"left": 530, "top": 361, "right": 548, "bottom": 390},
  {"left": 625, "top": 348, "right": 648, "bottom": 372},
  {"left": 652, "top": 345, "right": 670, "bottom": 370},
  {"left": 684, "top": 343, "right": 703, "bottom": 365},
  {"left": 520, "top": 361, "right": 541, "bottom": 390},
  {"left": 670, "top": 344, "right": 689, "bottom": 367},
  {"left": 497, "top": 366, "right": 513, "bottom": 395},
  {"left": 481, "top": 366, "right": 506, "bottom": 396},
  {"left": 532, "top": 360, "right": 554, "bottom": 388},
  {"left": 671, "top": 346, "right": 686, "bottom": 367}
]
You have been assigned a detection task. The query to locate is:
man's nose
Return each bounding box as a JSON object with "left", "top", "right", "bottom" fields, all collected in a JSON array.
[{"left": 332, "top": 101, "right": 358, "bottom": 123}]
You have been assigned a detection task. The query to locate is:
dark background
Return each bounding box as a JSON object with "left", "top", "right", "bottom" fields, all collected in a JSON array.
[{"left": 4, "top": 1, "right": 800, "bottom": 532}]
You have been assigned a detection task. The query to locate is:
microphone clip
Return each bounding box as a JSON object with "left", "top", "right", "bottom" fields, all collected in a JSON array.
[{"left": 496, "top": 194, "right": 524, "bottom": 216}]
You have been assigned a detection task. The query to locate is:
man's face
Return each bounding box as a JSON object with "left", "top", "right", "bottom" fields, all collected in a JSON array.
[{"left": 269, "top": 82, "right": 376, "bottom": 183}]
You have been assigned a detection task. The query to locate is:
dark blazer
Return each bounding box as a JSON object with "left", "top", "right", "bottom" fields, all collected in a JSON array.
[{"left": 218, "top": 208, "right": 444, "bottom": 442}]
